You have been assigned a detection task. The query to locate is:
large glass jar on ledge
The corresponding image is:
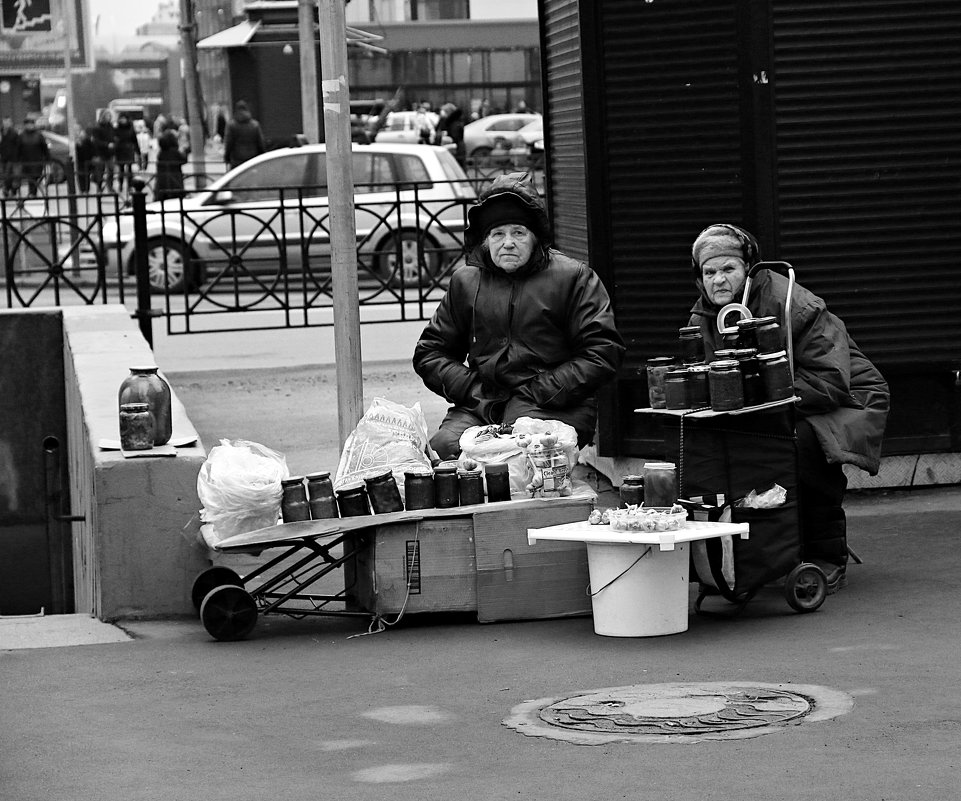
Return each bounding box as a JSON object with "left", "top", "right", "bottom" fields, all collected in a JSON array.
[{"left": 118, "top": 365, "right": 172, "bottom": 445}]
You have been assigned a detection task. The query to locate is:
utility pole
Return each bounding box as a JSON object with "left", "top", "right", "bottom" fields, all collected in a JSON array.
[
  {"left": 317, "top": 0, "right": 364, "bottom": 445},
  {"left": 298, "top": 0, "right": 320, "bottom": 143},
  {"left": 179, "top": 0, "right": 207, "bottom": 188}
]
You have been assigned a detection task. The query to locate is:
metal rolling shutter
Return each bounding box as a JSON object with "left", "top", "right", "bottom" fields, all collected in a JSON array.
[
  {"left": 594, "top": 0, "right": 745, "bottom": 370},
  {"left": 541, "top": 0, "right": 590, "bottom": 261},
  {"left": 771, "top": 1, "right": 961, "bottom": 368}
]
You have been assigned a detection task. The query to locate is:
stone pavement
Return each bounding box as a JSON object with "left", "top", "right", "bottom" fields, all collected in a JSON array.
[
  {"left": 3, "top": 332, "right": 961, "bottom": 797},
  {"left": 2, "top": 480, "right": 961, "bottom": 800}
]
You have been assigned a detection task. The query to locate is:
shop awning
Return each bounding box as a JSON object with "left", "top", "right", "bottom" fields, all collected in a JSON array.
[{"left": 197, "top": 20, "right": 262, "bottom": 49}]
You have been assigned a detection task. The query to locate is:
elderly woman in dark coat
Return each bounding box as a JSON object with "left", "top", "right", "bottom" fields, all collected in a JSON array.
[
  {"left": 413, "top": 173, "right": 625, "bottom": 461},
  {"left": 688, "top": 223, "right": 889, "bottom": 592}
]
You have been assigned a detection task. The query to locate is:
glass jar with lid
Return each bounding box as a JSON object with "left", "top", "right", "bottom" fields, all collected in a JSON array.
[
  {"left": 365, "top": 469, "right": 404, "bottom": 514},
  {"left": 404, "top": 471, "right": 436, "bottom": 510},
  {"left": 305, "top": 471, "right": 338, "bottom": 519},
  {"left": 709, "top": 359, "right": 744, "bottom": 411},
  {"left": 754, "top": 316, "right": 782, "bottom": 353},
  {"left": 733, "top": 348, "right": 764, "bottom": 407},
  {"left": 433, "top": 464, "right": 460, "bottom": 508},
  {"left": 646, "top": 356, "right": 676, "bottom": 409},
  {"left": 484, "top": 462, "right": 512, "bottom": 503},
  {"left": 620, "top": 474, "right": 644, "bottom": 507},
  {"left": 457, "top": 466, "right": 485, "bottom": 506},
  {"left": 678, "top": 326, "right": 704, "bottom": 364},
  {"left": 735, "top": 318, "right": 760, "bottom": 350},
  {"left": 758, "top": 350, "right": 795, "bottom": 401},
  {"left": 336, "top": 483, "right": 371, "bottom": 517},
  {"left": 687, "top": 364, "right": 711, "bottom": 408},
  {"left": 664, "top": 368, "right": 690, "bottom": 410},
  {"left": 281, "top": 477, "right": 311, "bottom": 523},
  {"left": 119, "top": 402, "right": 154, "bottom": 451}
]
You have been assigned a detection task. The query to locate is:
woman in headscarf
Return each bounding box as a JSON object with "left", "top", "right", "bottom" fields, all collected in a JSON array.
[
  {"left": 414, "top": 173, "right": 625, "bottom": 461},
  {"left": 688, "top": 223, "right": 889, "bottom": 592}
]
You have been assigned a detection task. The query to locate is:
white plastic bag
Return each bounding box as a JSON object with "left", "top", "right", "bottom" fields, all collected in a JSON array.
[
  {"left": 335, "top": 397, "right": 434, "bottom": 492},
  {"left": 197, "top": 439, "right": 288, "bottom": 546},
  {"left": 512, "top": 418, "right": 579, "bottom": 498},
  {"left": 458, "top": 424, "right": 527, "bottom": 496}
]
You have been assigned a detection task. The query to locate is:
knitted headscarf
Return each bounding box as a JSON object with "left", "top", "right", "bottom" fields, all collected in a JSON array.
[{"left": 691, "top": 223, "right": 761, "bottom": 306}]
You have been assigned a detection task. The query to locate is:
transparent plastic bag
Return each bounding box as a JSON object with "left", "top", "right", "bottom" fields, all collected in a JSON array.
[
  {"left": 334, "top": 397, "right": 434, "bottom": 493},
  {"left": 458, "top": 424, "right": 526, "bottom": 496},
  {"left": 197, "top": 439, "right": 289, "bottom": 546}
]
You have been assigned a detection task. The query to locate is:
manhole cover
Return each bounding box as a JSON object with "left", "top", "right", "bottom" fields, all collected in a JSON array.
[{"left": 504, "top": 681, "right": 853, "bottom": 744}]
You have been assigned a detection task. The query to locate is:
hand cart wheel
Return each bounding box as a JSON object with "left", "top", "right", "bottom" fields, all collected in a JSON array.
[
  {"left": 783, "top": 563, "right": 828, "bottom": 613},
  {"left": 199, "top": 585, "right": 258, "bottom": 641},
  {"left": 191, "top": 566, "right": 243, "bottom": 612}
]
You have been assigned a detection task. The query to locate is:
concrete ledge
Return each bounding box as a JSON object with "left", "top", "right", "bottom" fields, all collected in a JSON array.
[{"left": 61, "top": 305, "right": 208, "bottom": 620}]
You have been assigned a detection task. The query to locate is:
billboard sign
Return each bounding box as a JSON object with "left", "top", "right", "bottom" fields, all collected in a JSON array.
[{"left": 0, "top": 0, "right": 92, "bottom": 72}]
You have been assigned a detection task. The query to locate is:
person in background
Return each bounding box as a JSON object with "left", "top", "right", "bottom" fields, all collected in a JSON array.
[
  {"left": 154, "top": 129, "right": 187, "bottom": 201},
  {"left": 223, "top": 101, "right": 266, "bottom": 170},
  {"left": 413, "top": 173, "right": 625, "bottom": 460},
  {"left": 113, "top": 113, "right": 140, "bottom": 195},
  {"left": 0, "top": 118, "right": 20, "bottom": 197},
  {"left": 16, "top": 117, "right": 49, "bottom": 198},
  {"left": 134, "top": 119, "right": 152, "bottom": 171},
  {"left": 434, "top": 102, "right": 465, "bottom": 167},
  {"left": 90, "top": 110, "right": 116, "bottom": 193},
  {"left": 74, "top": 125, "right": 95, "bottom": 193},
  {"left": 176, "top": 116, "right": 191, "bottom": 158},
  {"left": 687, "top": 223, "right": 890, "bottom": 593}
]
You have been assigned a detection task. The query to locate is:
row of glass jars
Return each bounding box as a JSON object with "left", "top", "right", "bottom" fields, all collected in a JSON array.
[
  {"left": 678, "top": 315, "right": 784, "bottom": 367},
  {"left": 280, "top": 462, "right": 514, "bottom": 523},
  {"left": 648, "top": 349, "right": 794, "bottom": 412}
]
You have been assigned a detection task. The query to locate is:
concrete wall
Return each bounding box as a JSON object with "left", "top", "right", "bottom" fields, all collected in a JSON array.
[{"left": 60, "top": 305, "right": 208, "bottom": 620}]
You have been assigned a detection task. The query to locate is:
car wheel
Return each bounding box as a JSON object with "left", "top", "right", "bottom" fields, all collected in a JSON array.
[
  {"left": 136, "top": 237, "right": 197, "bottom": 295},
  {"left": 374, "top": 230, "right": 441, "bottom": 289}
]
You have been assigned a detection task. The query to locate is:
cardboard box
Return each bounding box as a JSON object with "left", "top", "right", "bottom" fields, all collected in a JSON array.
[{"left": 350, "top": 496, "right": 594, "bottom": 622}]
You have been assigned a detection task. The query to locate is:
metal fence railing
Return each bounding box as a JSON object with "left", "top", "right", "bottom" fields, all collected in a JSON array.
[{"left": 1, "top": 157, "right": 541, "bottom": 345}]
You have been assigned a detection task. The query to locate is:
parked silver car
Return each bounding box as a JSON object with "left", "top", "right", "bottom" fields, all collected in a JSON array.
[
  {"left": 462, "top": 113, "right": 541, "bottom": 165},
  {"left": 99, "top": 143, "right": 476, "bottom": 294}
]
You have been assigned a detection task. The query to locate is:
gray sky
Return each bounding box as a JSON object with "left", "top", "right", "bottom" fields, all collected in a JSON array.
[{"left": 87, "top": 0, "right": 158, "bottom": 40}]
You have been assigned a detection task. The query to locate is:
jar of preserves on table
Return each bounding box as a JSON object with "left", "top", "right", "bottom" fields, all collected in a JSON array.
[
  {"left": 678, "top": 326, "right": 704, "bottom": 364},
  {"left": 305, "top": 471, "right": 338, "bottom": 519},
  {"left": 336, "top": 483, "right": 371, "bottom": 517},
  {"left": 754, "top": 316, "right": 782, "bottom": 354},
  {"left": 404, "top": 471, "right": 436, "bottom": 510},
  {"left": 646, "top": 356, "right": 676, "bottom": 409},
  {"left": 620, "top": 474, "right": 644, "bottom": 507},
  {"left": 365, "top": 469, "right": 404, "bottom": 514},
  {"left": 758, "top": 350, "right": 795, "bottom": 401},
  {"left": 709, "top": 359, "right": 744, "bottom": 411},
  {"left": 458, "top": 467, "right": 485, "bottom": 506},
  {"left": 687, "top": 363, "right": 711, "bottom": 408},
  {"left": 281, "top": 477, "right": 311, "bottom": 523},
  {"left": 720, "top": 327, "right": 741, "bottom": 349},
  {"left": 735, "top": 317, "right": 760, "bottom": 350},
  {"left": 433, "top": 464, "right": 459, "bottom": 508},
  {"left": 484, "top": 462, "right": 512, "bottom": 503},
  {"left": 643, "top": 461, "right": 677, "bottom": 508},
  {"left": 664, "top": 368, "right": 690, "bottom": 410},
  {"left": 733, "top": 348, "right": 764, "bottom": 407}
]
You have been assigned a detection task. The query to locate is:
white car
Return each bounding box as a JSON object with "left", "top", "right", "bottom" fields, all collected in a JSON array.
[
  {"left": 100, "top": 143, "right": 476, "bottom": 294},
  {"left": 373, "top": 111, "right": 439, "bottom": 145},
  {"left": 462, "top": 113, "right": 541, "bottom": 164},
  {"left": 507, "top": 118, "right": 545, "bottom": 169}
]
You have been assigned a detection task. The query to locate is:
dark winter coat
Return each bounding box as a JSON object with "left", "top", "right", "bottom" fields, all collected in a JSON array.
[
  {"left": 0, "top": 127, "right": 18, "bottom": 162},
  {"left": 16, "top": 129, "right": 49, "bottom": 176},
  {"left": 223, "top": 107, "right": 266, "bottom": 169},
  {"left": 113, "top": 119, "right": 140, "bottom": 164},
  {"left": 688, "top": 268, "right": 889, "bottom": 474},
  {"left": 413, "top": 177, "right": 624, "bottom": 440},
  {"left": 90, "top": 121, "right": 115, "bottom": 161},
  {"left": 154, "top": 131, "right": 187, "bottom": 200}
]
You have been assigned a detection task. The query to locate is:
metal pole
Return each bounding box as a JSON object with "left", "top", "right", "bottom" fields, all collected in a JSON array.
[
  {"left": 298, "top": 0, "right": 320, "bottom": 143},
  {"left": 317, "top": 0, "right": 364, "bottom": 446},
  {"left": 179, "top": 0, "right": 207, "bottom": 189}
]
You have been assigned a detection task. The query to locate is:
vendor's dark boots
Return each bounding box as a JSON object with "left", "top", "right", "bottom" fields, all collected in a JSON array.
[{"left": 802, "top": 509, "right": 848, "bottom": 594}]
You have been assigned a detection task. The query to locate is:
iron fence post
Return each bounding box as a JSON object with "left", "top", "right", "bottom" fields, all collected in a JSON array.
[{"left": 131, "top": 178, "right": 153, "bottom": 347}]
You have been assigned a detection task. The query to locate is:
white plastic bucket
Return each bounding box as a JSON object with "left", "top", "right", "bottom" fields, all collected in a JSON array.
[{"left": 586, "top": 542, "right": 690, "bottom": 637}]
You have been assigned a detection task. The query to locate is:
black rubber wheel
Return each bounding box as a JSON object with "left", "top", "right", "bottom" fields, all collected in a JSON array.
[
  {"left": 373, "top": 230, "right": 441, "bottom": 288},
  {"left": 191, "top": 566, "right": 243, "bottom": 612},
  {"left": 199, "top": 585, "right": 258, "bottom": 641},
  {"left": 784, "top": 563, "right": 828, "bottom": 613}
]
